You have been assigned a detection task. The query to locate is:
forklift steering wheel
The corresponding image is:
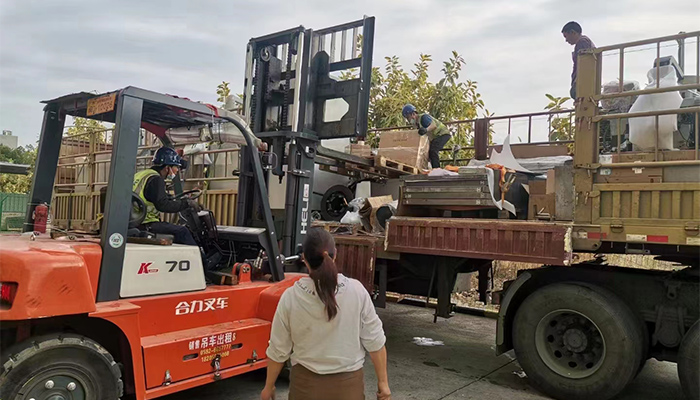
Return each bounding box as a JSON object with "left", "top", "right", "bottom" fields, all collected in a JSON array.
[{"left": 174, "top": 189, "right": 202, "bottom": 200}]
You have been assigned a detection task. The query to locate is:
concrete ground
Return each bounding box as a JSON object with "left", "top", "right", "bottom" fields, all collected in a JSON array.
[{"left": 164, "top": 303, "right": 684, "bottom": 400}]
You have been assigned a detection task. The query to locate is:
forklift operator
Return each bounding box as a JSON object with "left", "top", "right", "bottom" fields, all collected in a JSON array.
[{"left": 132, "top": 147, "right": 199, "bottom": 245}]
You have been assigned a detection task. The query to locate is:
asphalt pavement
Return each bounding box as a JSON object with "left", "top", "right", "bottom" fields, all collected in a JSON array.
[{"left": 163, "top": 302, "right": 684, "bottom": 400}]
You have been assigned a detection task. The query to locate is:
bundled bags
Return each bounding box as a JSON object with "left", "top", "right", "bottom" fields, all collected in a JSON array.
[{"left": 340, "top": 197, "right": 365, "bottom": 225}]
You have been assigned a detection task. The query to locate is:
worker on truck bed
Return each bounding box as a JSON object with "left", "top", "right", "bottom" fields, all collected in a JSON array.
[
  {"left": 562, "top": 21, "right": 595, "bottom": 99},
  {"left": 132, "top": 146, "right": 199, "bottom": 245},
  {"left": 402, "top": 104, "right": 451, "bottom": 169}
]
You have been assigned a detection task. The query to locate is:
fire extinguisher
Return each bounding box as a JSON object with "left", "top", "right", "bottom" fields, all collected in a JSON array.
[{"left": 33, "top": 203, "right": 48, "bottom": 233}]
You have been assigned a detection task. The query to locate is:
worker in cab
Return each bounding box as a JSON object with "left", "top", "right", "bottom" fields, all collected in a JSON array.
[
  {"left": 132, "top": 147, "right": 199, "bottom": 245},
  {"left": 402, "top": 104, "right": 451, "bottom": 169},
  {"left": 562, "top": 21, "right": 595, "bottom": 99}
]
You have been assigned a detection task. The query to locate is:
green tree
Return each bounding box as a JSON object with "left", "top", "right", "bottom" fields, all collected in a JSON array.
[
  {"left": 366, "top": 51, "right": 489, "bottom": 164},
  {"left": 0, "top": 144, "right": 37, "bottom": 193},
  {"left": 544, "top": 94, "right": 573, "bottom": 142},
  {"left": 217, "top": 81, "right": 231, "bottom": 104},
  {"left": 66, "top": 117, "right": 108, "bottom": 143}
]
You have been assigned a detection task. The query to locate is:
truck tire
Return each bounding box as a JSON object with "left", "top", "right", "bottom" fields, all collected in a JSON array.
[
  {"left": 678, "top": 320, "right": 699, "bottom": 400},
  {"left": 512, "top": 283, "right": 644, "bottom": 400},
  {"left": 0, "top": 333, "right": 123, "bottom": 400}
]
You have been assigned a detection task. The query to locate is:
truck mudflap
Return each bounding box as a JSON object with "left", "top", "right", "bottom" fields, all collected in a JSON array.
[{"left": 385, "top": 217, "right": 573, "bottom": 266}]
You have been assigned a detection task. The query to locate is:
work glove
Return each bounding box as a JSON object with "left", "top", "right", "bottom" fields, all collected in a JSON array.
[{"left": 417, "top": 126, "right": 427, "bottom": 136}]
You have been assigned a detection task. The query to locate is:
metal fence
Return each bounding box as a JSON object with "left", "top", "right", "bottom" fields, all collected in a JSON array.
[
  {"left": 366, "top": 108, "right": 576, "bottom": 166},
  {"left": 0, "top": 192, "right": 28, "bottom": 231},
  {"left": 53, "top": 127, "right": 241, "bottom": 232}
]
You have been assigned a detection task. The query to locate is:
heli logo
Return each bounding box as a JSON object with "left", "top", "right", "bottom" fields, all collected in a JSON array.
[
  {"left": 137, "top": 262, "right": 159, "bottom": 274},
  {"left": 300, "top": 183, "right": 310, "bottom": 235}
]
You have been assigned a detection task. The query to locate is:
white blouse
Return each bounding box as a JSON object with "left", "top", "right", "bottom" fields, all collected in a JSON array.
[{"left": 266, "top": 274, "right": 386, "bottom": 374}]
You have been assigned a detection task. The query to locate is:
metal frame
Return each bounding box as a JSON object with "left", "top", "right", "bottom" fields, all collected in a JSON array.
[
  {"left": 27, "top": 87, "right": 285, "bottom": 301},
  {"left": 239, "top": 17, "right": 375, "bottom": 257},
  {"left": 573, "top": 31, "right": 700, "bottom": 248}
]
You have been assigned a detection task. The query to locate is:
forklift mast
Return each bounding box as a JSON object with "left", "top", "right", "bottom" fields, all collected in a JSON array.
[{"left": 237, "top": 17, "right": 375, "bottom": 259}]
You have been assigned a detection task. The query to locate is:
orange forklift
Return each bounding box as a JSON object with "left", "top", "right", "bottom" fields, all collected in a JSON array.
[{"left": 0, "top": 17, "right": 375, "bottom": 400}]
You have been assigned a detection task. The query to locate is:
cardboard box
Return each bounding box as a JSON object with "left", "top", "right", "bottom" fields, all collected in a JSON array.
[
  {"left": 528, "top": 193, "right": 555, "bottom": 220},
  {"left": 359, "top": 195, "right": 393, "bottom": 233},
  {"left": 377, "top": 130, "right": 429, "bottom": 169},
  {"left": 610, "top": 152, "right": 656, "bottom": 163},
  {"left": 595, "top": 166, "right": 663, "bottom": 183},
  {"left": 546, "top": 170, "right": 556, "bottom": 194},
  {"left": 346, "top": 142, "right": 372, "bottom": 158},
  {"left": 661, "top": 149, "right": 696, "bottom": 161},
  {"left": 609, "top": 150, "right": 696, "bottom": 163},
  {"left": 528, "top": 179, "right": 547, "bottom": 195}
]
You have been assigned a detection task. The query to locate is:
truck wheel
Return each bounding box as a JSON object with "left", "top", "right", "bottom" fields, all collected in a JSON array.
[
  {"left": 678, "top": 320, "right": 699, "bottom": 400},
  {"left": 0, "top": 333, "right": 123, "bottom": 400},
  {"left": 513, "top": 283, "right": 644, "bottom": 400}
]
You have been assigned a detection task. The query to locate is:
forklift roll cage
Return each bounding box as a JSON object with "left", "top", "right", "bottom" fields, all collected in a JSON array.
[{"left": 24, "top": 87, "right": 285, "bottom": 302}]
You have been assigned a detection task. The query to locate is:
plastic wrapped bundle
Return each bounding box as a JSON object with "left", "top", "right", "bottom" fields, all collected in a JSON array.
[
  {"left": 601, "top": 80, "right": 640, "bottom": 112},
  {"left": 628, "top": 66, "right": 682, "bottom": 151}
]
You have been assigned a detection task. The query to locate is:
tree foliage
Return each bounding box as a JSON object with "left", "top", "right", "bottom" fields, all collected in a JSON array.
[
  {"left": 0, "top": 144, "right": 37, "bottom": 193},
  {"left": 66, "top": 117, "right": 108, "bottom": 143},
  {"left": 217, "top": 81, "right": 231, "bottom": 104},
  {"left": 544, "top": 94, "right": 573, "bottom": 142},
  {"left": 363, "top": 51, "right": 490, "bottom": 163}
]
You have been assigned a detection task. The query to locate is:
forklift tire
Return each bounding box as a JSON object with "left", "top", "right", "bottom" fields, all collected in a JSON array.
[
  {"left": 320, "top": 185, "right": 354, "bottom": 221},
  {"left": 0, "top": 333, "right": 123, "bottom": 400},
  {"left": 678, "top": 320, "right": 699, "bottom": 400},
  {"left": 512, "top": 283, "right": 644, "bottom": 400}
]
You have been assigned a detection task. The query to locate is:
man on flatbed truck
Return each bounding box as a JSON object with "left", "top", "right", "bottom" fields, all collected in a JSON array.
[{"left": 562, "top": 21, "right": 595, "bottom": 99}]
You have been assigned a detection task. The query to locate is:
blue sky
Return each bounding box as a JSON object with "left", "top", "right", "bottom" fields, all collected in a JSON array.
[{"left": 1, "top": 0, "right": 698, "bottom": 146}]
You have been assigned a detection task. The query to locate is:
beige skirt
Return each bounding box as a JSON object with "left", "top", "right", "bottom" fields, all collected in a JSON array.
[{"left": 289, "top": 364, "right": 365, "bottom": 400}]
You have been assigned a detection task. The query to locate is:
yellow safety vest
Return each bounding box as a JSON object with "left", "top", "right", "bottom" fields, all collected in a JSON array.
[{"left": 132, "top": 169, "right": 161, "bottom": 224}]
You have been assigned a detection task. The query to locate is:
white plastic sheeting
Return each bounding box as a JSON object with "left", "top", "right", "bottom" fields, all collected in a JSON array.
[{"left": 628, "top": 65, "right": 682, "bottom": 151}]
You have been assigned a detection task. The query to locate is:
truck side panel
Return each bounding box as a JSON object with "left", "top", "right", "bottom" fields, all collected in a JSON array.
[{"left": 385, "top": 217, "right": 573, "bottom": 266}]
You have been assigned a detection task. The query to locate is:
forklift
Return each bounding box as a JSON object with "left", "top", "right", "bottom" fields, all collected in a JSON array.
[{"left": 0, "top": 17, "right": 374, "bottom": 400}]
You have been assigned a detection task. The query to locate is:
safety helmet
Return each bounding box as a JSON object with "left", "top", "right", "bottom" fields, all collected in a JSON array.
[
  {"left": 402, "top": 104, "right": 417, "bottom": 118},
  {"left": 152, "top": 147, "right": 182, "bottom": 167}
]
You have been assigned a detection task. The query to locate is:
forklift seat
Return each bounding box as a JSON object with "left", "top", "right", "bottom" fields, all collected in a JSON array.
[{"left": 98, "top": 186, "right": 175, "bottom": 244}]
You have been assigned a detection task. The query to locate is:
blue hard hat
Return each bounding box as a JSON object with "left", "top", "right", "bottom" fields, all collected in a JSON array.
[
  {"left": 152, "top": 147, "right": 182, "bottom": 167},
  {"left": 402, "top": 104, "right": 417, "bottom": 118}
]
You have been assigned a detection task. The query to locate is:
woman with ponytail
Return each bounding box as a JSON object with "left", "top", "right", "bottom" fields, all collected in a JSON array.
[{"left": 261, "top": 228, "right": 391, "bottom": 400}]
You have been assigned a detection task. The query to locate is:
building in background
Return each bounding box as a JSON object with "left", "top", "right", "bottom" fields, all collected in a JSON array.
[{"left": 0, "top": 130, "right": 18, "bottom": 149}]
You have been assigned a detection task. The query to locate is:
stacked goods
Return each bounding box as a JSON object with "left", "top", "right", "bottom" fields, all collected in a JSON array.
[
  {"left": 399, "top": 173, "right": 493, "bottom": 208},
  {"left": 345, "top": 142, "right": 372, "bottom": 158},
  {"left": 377, "top": 130, "right": 429, "bottom": 170}
]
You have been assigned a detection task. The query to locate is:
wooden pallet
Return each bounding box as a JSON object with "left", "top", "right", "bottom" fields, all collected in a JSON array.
[
  {"left": 311, "top": 221, "right": 360, "bottom": 235},
  {"left": 374, "top": 156, "right": 419, "bottom": 175},
  {"left": 320, "top": 160, "right": 411, "bottom": 179}
]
